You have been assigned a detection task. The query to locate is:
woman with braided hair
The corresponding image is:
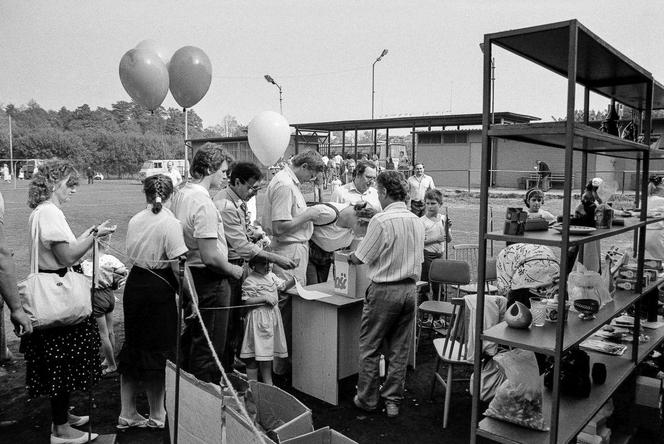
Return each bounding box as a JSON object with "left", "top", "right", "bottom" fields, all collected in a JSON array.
[{"left": 116, "top": 174, "right": 188, "bottom": 429}]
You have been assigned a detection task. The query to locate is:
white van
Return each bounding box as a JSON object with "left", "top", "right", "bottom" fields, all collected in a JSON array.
[{"left": 138, "top": 159, "right": 186, "bottom": 182}]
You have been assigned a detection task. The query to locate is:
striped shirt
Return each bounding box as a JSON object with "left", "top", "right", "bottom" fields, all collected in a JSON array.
[{"left": 354, "top": 201, "right": 425, "bottom": 283}]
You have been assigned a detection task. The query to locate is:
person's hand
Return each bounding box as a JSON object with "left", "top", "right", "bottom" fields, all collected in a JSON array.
[
  {"left": 274, "top": 255, "right": 297, "bottom": 270},
  {"left": 265, "top": 293, "right": 279, "bottom": 306},
  {"left": 96, "top": 220, "right": 117, "bottom": 237},
  {"left": 230, "top": 264, "right": 244, "bottom": 280},
  {"left": 10, "top": 308, "right": 32, "bottom": 336},
  {"left": 82, "top": 226, "right": 97, "bottom": 238}
]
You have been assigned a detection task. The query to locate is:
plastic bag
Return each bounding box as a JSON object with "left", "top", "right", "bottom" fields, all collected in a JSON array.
[
  {"left": 567, "top": 262, "right": 612, "bottom": 310},
  {"left": 484, "top": 349, "right": 548, "bottom": 431}
]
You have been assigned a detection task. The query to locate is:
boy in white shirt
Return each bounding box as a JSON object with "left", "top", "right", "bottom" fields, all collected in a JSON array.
[{"left": 420, "top": 189, "right": 452, "bottom": 308}]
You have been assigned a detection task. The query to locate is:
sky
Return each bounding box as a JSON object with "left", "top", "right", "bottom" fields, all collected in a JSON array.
[{"left": 1, "top": 0, "right": 663, "bottom": 130}]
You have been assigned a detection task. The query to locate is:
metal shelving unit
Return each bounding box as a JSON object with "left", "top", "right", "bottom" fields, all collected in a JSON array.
[{"left": 470, "top": 20, "right": 664, "bottom": 444}]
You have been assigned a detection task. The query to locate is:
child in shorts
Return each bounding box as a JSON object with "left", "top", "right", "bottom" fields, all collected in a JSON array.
[{"left": 81, "top": 234, "right": 128, "bottom": 375}]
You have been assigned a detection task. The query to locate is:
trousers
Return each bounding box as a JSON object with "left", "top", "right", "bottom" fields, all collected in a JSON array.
[{"left": 356, "top": 280, "right": 416, "bottom": 407}]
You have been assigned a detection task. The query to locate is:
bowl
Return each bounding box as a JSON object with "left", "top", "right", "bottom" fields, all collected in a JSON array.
[{"left": 573, "top": 298, "right": 600, "bottom": 320}]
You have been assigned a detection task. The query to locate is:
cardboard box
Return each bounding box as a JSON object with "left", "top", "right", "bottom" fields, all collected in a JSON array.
[
  {"left": 618, "top": 264, "right": 658, "bottom": 282},
  {"left": 635, "top": 376, "right": 662, "bottom": 409},
  {"left": 282, "top": 427, "right": 359, "bottom": 444},
  {"left": 165, "top": 361, "right": 314, "bottom": 444},
  {"left": 615, "top": 276, "right": 650, "bottom": 291},
  {"left": 333, "top": 250, "right": 371, "bottom": 298}
]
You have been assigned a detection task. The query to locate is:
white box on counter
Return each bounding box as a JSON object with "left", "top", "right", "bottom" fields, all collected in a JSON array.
[{"left": 333, "top": 250, "right": 371, "bottom": 299}]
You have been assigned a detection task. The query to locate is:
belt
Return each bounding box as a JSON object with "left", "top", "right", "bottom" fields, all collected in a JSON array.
[
  {"left": 273, "top": 239, "right": 307, "bottom": 245},
  {"left": 229, "top": 258, "right": 245, "bottom": 266},
  {"left": 372, "top": 278, "right": 415, "bottom": 286}
]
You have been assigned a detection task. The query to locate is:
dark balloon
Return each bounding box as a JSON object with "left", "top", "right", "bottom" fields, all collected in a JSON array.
[{"left": 168, "top": 46, "right": 212, "bottom": 109}]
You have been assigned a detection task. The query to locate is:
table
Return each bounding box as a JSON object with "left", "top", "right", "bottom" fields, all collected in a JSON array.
[{"left": 291, "top": 281, "right": 420, "bottom": 405}]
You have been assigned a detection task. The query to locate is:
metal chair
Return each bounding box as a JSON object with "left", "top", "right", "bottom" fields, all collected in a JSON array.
[
  {"left": 453, "top": 244, "right": 499, "bottom": 294},
  {"left": 416, "top": 260, "right": 470, "bottom": 349}
]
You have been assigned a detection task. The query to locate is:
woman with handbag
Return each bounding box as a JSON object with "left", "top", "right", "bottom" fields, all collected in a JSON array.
[
  {"left": 117, "top": 174, "right": 187, "bottom": 430},
  {"left": 22, "top": 160, "right": 116, "bottom": 444}
]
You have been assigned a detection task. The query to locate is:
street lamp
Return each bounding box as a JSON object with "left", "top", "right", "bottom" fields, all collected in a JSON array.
[
  {"left": 372, "top": 49, "right": 388, "bottom": 119},
  {"left": 264, "top": 74, "right": 283, "bottom": 114},
  {"left": 478, "top": 44, "right": 495, "bottom": 124}
]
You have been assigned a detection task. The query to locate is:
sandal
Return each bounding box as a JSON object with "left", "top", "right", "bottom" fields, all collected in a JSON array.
[
  {"left": 147, "top": 417, "right": 165, "bottom": 429},
  {"left": 116, "top": 415, "right": 148, "bottom": 430}
]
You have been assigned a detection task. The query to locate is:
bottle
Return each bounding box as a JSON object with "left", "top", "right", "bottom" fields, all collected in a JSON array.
[{"left": 379, "top": 355, "right": 386, "bottom": 378}]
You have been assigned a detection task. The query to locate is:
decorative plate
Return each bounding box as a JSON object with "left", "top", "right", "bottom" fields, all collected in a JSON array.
[{"left": 551, "top": 225, "right": 597, "bottom": 235}]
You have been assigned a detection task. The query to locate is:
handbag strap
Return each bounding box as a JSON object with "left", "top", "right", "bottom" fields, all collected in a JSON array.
[{"left": 29, "top": 208, "right": 41, "bottom": 274}]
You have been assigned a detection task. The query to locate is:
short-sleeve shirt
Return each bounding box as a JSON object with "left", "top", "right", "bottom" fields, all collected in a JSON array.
[
  {"left": 330, "top": 182, "right": 382, "bottom": 211},
  {"left": 407, "top": 174, "right": 435, "bottom": 202},
  {"left": 354, "top": 201, "right": 424, "bottom": 283},
  {"left": 166, "top": 168, "right": 183, "bottom": 187},
  {"left": 261, "top": 165, "right": 312, "bottom": 243},
  {"left": 29, "top": 201, "right": 77, "bottom": 271},
  {"left": 214, "top": 187, "right": 261, "bottom": 261},
  {"left": 310, "top": 202, "right": 354, "bottom": 252},
  {"left": 126, "top": 207, "right": 188, "bottom": 269},
  {"left": 421, "top": 213, "right": 449, "bottom": 255},
  {"left": 170, "top": 182, "right": 228, "bottom": 267}
]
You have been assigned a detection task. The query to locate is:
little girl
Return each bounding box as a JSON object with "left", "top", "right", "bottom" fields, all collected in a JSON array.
[
  {"left": 330, "top": 175, "right": 342, "bottom": 194},
  {"left": 524, "top": 188, "right": 556, "bottom": 223},
  {"left": 81, "top": 234, "right": 128, "bottom": 376},
  {"left": 240, "top": 255, "right": 294, "bottom": 385}
]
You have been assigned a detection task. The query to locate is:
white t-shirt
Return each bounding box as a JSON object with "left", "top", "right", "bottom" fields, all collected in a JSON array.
[
  {"left": 421, "top": 213, "right": 449, "bottom": 255},
  {"left": 126, "top": 207, "right": 188, "bottom": 269},
  {"left": 29, "top": 201, "right": 77, "bottom": 271}
]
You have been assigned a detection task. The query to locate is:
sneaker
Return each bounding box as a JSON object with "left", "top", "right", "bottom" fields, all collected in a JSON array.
[
  {"left": 385, "top": 402, "right": 399, "bottom": 418},
  {"left": 353, "top": 395, "right": 376, "bottom": 413}
]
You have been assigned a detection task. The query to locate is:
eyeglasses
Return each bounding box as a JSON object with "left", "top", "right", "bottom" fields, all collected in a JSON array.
[{"left": 243, "top": 180, "right": 263, "bottom": 192}]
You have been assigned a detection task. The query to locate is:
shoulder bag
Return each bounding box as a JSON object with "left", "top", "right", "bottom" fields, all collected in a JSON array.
[{"left": 18, "top": 209, "right": 92, "bottom": 329}]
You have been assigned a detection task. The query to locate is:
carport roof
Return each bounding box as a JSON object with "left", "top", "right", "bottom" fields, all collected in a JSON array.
[{"left": 292, "top": 112, "right": 539, "bottom": 132}]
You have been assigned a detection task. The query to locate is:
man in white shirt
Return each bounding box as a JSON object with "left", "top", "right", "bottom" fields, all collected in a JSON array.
[
  {"left": 330, "top": 160, "right": 381, "bottom": 211},
  {"left": 407, "top": 163, "right": 435, "bottom": 217},
  {"left": 166, "top": 161, "right": 183, "bottom": 187}
]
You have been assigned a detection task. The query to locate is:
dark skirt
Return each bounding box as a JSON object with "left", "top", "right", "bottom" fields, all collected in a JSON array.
[
  {"left": 21, "top": 317, "right": 101, "bottom": 398},
  {"left": 117, "top": 266, "right": 178, "bottom": 380}
]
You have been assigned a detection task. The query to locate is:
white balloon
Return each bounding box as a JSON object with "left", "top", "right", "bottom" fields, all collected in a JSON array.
[
  {"left": 135, "top": 39, "right": 170, "bottom": 66},
  {"left": 248, "top": 111, "right": 292, "bottom": 167}
]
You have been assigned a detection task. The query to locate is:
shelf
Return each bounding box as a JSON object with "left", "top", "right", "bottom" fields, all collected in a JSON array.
[
  {"left": 478, "top": 321, "right": 664, "bottom": 444},
  {"left": 486, "top": 20, "right": 664, "bottom": 110},
  {"left": 477, "top": 352, "right": 635, "bottom": 444},
  {"left": 488, "top": 122, "right": 663, "bottom": 160},
  {"left": 482, "top": 287, "right": 650, "bottom": 355},
  {"left": 485, "top": 216, "right": 663, "bottom": 247}
]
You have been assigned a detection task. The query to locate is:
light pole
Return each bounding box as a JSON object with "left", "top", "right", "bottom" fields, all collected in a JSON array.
[
  {"left": 372, "top": 49, "right": 388, "bottom": 119},
  {"left": 264, "top": 74, "right": 283, "bottom": 114}
]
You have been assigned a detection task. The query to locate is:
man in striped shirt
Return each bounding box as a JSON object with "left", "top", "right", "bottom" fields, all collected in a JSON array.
[{"left": 349, "top": 170, "right": 425, "bottom": 418}]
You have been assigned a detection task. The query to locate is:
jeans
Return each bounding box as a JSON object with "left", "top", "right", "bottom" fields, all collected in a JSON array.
[{"left": 356, "top": 280, "right": 416, "bottom": 407}]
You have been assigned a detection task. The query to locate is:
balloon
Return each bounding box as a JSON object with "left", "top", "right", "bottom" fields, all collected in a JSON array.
[
  {"left": 135, "top": 39, "right": 170, "bottom": 65},
  {"left": 168, "top": 46, "right": 212, "bottom": 108},
  {"left": 119, "top": 48, "right": 169, "bottom": 111},
  {"left": 248, "top": 111, "right": 292, "bottom": 167}
]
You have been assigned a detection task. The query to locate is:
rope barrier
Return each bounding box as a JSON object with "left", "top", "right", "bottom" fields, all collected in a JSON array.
[{"left": 181, "top": 263, "right": 268, "bottom": 444}]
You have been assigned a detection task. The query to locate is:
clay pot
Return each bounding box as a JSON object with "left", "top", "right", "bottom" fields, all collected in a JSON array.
[{"left": 505, "top": 301, "right": 532, "bottom": 329}]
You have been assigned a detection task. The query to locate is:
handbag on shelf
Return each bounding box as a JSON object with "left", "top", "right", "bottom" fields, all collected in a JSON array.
[{"left": 18, "top": 210, "right": 92, "bottom": 330}]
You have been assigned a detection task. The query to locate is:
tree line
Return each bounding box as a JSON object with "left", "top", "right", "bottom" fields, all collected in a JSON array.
[{"left": 0, "top": 101, "right": 246, "bottom": 178}]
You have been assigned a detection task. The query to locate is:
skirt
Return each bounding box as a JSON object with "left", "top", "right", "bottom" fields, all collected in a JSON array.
[
  {"left": 239, "top": 305, "right": 288, "bottom": 362},
  {"left": 117, "top": 266, "right": 178, "bottom": 380},
  {"left": 21, "top": 317, "right": 101, "bottom": 398}
]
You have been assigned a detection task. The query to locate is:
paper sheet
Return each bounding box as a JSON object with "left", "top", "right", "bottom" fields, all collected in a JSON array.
[{"left": 294, "top": 280, "right": 331, "bottom": 301}]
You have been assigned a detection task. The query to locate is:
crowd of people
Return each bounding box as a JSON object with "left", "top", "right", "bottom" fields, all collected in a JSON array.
[{"left": 2, "top": 146, "right": 627, "bottom": 442}]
